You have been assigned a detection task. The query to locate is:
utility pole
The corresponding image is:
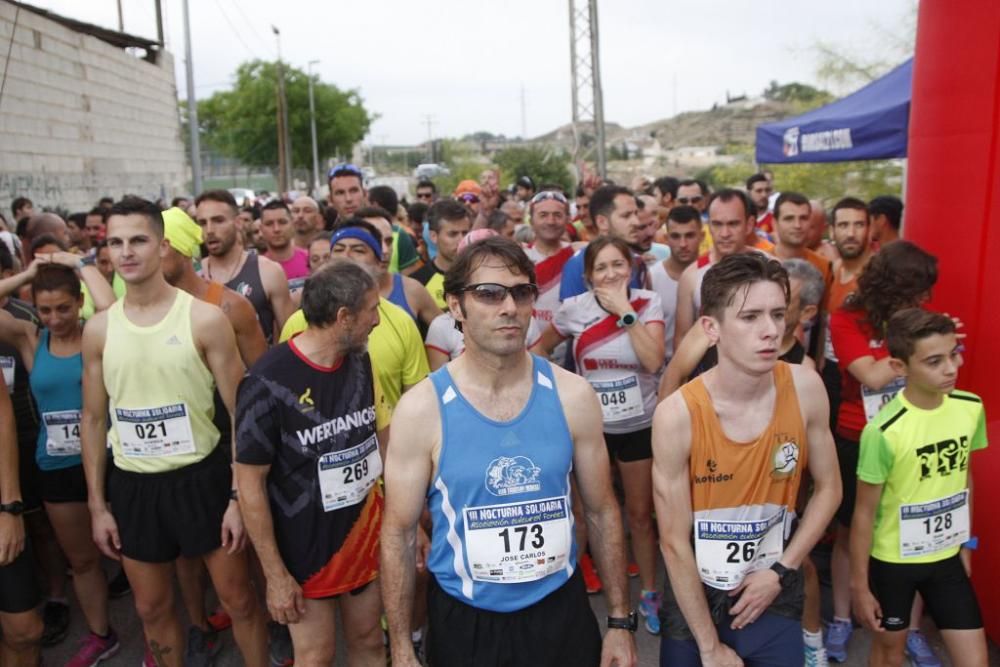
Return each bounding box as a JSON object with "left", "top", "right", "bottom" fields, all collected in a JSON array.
[
  {"left": 422, "top": 115, "right": 437, "bottom": 163},
  {"left": 116, "top": 0, "right": 124, "bottom": 31},
  {"left": 520, "top": 83, "right": 527, "bottom": 139},
  {"left": 181, "top": 0, "right": 202, "bottom": 195},
  {"left": 307, "top": 60, "right": 320, "bottom": 196},
  {"left": 273, "top": 26, "right": 292, "bottom": 194},
  {"left": 568, "top": 0, "right": 607, "bottom": 178}
]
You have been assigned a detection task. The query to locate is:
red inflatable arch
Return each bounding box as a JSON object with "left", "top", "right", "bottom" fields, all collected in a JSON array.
[{"left": 904, "top": 0, "right": 1000, "bottom": 640}]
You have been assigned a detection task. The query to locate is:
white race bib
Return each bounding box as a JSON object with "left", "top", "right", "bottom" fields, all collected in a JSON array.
[
  {"left": 862, "top": 377, "right": 907, "bottom": 422},
  {"left": 0, "top": 356, "right": 14, "bottom": 394},
  {"left": 116, "top": 404, "right": 196, "bottom": 458},
  {"left": 694, "top": 509, "right": 786, "bottom": 590},
  {"left": 317, "top": 433, "right": 382, "bottom": 512},
  {"left": 899, "top": 490, "right": 970, "bottom": 558},
  {"left": 590, "top": 372, "right": 643, "bottom": 423},
  {"left": 464, "top": 496, "right": 571, "bottom": 584},
  {"left": 43, "top": 410, "right": 81, "bottom": 457}
]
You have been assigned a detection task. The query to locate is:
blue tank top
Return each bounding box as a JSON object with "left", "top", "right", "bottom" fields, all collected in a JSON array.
[
  {"left": 30, "top": 330, "right": 83, "bottom": 471},
  {"left": 427, "top": 356, "right": 577, "bottom": 612},
  {"left": 387, "top": 273, "right": 416, "bottom": 321}
]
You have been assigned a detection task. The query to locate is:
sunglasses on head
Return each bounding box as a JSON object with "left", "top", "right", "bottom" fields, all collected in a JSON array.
[
  {"left": 328, "top": 163, "right": 363, "bottom": 179},
  {"left": 460, "top": 282, "right": 538, "bottom": 305},
  {"left": 530, "top": 190, "right": 568, "bottom": 205}
]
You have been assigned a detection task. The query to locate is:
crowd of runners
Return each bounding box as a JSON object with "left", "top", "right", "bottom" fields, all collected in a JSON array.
[{"left": 0, "top": 164, "right": 987, "bottom": 667}]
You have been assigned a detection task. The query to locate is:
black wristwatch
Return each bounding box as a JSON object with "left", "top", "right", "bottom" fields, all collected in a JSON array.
[
  {"left": 607, "top": 611, "right": 638, "bottom": 632},
  {"left": 0, "top": 500, "right": 25, "bottom": 516},
  {"left": 769, "top": 561, "right": 794, "bottom": 584},
  {"left": 616, "top": 311, "right": 638, "bottom": 329}
]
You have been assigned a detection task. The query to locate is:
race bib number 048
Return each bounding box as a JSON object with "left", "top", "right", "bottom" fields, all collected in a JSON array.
[
  {"left": 463, "top": 496, "right": 571, "bottom": 584},
  {"left": 317, "top": 433, "right": 381, "bottom": 512},
  {"left": 694, "top": 509, "right": 785, "bottom": 590},
  {"left": 116, "top": 404, "right": 196, "bottom": 458},
  {"left": 899, "top": 490, "right": 970, "bottom": 559},
  {"left": 591, "top": 374, "right": 643, "bottom": 424}
]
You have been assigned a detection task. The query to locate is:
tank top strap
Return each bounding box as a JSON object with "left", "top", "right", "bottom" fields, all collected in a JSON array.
[{"left": 204, "top": 281, "right": 225, "bottom": 307}]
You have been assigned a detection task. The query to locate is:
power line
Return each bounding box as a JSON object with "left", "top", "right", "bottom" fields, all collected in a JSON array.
[
  {"left": 209, "top": 0, "right": 261, "bottom": 60},
  {"left": 224, "top": 0, "right": 274, "bottom": 57}
]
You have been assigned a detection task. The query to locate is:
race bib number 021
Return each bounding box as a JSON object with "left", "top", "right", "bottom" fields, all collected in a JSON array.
[
  {"left": 317, "top": 433, "right": 381, "bottom": 512},
  {"left": 116, "top": 404, "right": 196, "bottom": 458},
  {"left": 463, "top": 496, "right": 571, "bottom": 584},
  {"left": 43, "top": 409, "right": 82, "bottom": 457},
  {"left": 862, "top": 377, "right": 907, "bottom": 422},
  {"left": 899, "top": 490, "right": 970, "bottom": 559},
  {"left": 694, "top": 509, "right": 785, "bottom": 590}
]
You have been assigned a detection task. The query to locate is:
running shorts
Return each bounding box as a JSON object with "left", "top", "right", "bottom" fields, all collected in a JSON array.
[
  {"left": 605, "top": 426, "right": 653, "bottom": 463},
  {"left": 39, "top": 464, "right": 88, "bottom": 504},
  {"left": 427, "top": 568, "right": 602, "bottom": 667},
  {"left": 108, "top": 445, "right": 230, "bottom": 562},
  {"left": 869, "top": 554, "right": 982, "bottom": 631}
]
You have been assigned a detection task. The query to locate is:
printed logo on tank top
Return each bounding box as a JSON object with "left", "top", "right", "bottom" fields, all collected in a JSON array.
[
  {"left": 298, "top": 387, "right": 315, "bottom": 413},
  {"left": 694, "top": 458, "right": 735, "bottom": 485},
  {"left": 234, "top": 281, "right": 253, "bottom": 299},
  {"left": 770, "top": 439, "right": 800, "bottom": 479},
  {"left": 485, "top": 456, "right": 542, "bottom": 496},
  {"left": 295, "top": 406, "right": 377, "bottom": 449}
]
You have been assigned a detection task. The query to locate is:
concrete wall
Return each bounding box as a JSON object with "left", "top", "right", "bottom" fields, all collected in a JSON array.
[{"left": 0, "top": 3, "right": 186, "bottom": 217}]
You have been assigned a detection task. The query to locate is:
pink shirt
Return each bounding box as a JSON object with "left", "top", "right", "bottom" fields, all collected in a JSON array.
[{"left": 268, "top": 247, "right": 309, "bottom": 281}]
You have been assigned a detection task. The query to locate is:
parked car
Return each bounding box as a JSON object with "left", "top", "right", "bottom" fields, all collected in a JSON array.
[{"left": 413, "top": 163, "right": 450, "bottom": 179}]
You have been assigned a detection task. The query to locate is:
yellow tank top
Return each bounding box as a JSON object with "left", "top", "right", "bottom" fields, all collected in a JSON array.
[
  {"left": 103, "top": 289, "right": 220, "bottom": 473},
  {"left": 679, "top": 362, "right": 808, "bottom": 590}
]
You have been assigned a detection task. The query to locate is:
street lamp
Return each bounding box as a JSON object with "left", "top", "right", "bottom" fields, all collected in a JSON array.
[{"left": 308, "top": 60, "right": 320, "bottom": 196}]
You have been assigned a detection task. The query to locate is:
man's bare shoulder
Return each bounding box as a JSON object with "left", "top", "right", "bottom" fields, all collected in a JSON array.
[
  {"left": 548, "top": 359, "right": 595, "bottom": 404},
  {"left": 392, "top": 376, "right": 439, "bottom": 425}
]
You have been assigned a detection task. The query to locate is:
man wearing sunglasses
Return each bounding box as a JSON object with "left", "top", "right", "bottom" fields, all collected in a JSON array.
[
  {"left": 382, "top": 236, "right": 637, "bottom": 667},
  {"left": 326, "top": 164, "right": 368, "bottom": 228}
]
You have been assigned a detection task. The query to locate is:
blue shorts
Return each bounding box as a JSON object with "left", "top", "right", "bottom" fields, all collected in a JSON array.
[{"left": 659, "top": 611, "right": 803, "bottom": 667}]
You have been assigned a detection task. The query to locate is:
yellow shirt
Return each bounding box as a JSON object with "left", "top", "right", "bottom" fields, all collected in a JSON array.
[
  {"left": 280, "top": 297, "right": 429, "bottom": 410},
  {"left": 103, "top": 289, "right": 220, "bottom": 473}
]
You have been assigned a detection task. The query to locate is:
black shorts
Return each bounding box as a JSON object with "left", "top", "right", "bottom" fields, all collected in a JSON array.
[
  {"left": 869, "top": 554, "right": 982, "bottom": 631},
  {"left": 39, "top": 464, "right": 88, "bottom": 504},
  {"left": 605, "top": 426, "right": 652, "bottom": 463},
  {"left": 834, "top": 435, "right": 858, "bottom": 526},
  {"left": 0, "top": 535, "right": 40, "bottom": 613},
  {"left": 821, "top": 357, "right": 842, "bottom": 435},
  {"left": 107, "top": 446, "right": 231, "bottom": 563},
  {"left": 427, "top": 569, "right": 602, "bottom": 667}
]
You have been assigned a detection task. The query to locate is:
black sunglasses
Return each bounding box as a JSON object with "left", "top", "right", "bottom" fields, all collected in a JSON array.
[{"left": 461, "top": 282, "right": 538, "bottom": 305}]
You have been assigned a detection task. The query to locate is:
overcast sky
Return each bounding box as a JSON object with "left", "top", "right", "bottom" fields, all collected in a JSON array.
[{"left": 31, "top": 0, "right": 916, "bottom": 145}]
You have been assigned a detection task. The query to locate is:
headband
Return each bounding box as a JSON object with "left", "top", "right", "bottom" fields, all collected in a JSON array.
[{"left": 330, "top": 227, "right": 382, "bottom": 260}]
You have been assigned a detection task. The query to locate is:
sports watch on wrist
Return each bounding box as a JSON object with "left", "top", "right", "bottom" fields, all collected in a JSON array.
[
  {"left": 0, "top": 500, "right": 25, "bottom": 515},
  {"left": 769, "top": 561, "right": 794, "bottom": 584},
  {"left": 607, "top": 611, "right": 638, "bottom": 632},
  {"left": 616, "top": 311, "right": 638, "bottom": 328}
]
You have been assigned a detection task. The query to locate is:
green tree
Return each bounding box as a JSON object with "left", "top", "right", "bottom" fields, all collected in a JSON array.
[
  {"left": 197, "top": 60, "right": 373, "bottom": 169},
  {"left": 762, "top": 81, "right": 835, "bottom": 112},
  {"left": 494, "top": 146, "right": 573, "bottom": 193}
]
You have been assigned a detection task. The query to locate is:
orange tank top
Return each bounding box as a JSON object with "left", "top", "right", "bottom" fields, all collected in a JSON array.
[{"left": 679, "top": 362, "right": 808, "bottom": 590}]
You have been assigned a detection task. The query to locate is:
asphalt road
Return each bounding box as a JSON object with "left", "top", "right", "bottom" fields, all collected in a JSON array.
[{"left": 43, "top": 554, "right": 999, "bottom": 666}]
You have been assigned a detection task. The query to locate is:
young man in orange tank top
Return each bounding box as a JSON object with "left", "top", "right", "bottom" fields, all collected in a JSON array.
[{"left": 652, "top": 253, "right": 841, "bottom": 666}]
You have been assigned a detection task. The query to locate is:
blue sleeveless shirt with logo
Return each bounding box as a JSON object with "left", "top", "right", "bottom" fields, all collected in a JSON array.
[{"left": 426, "top": 355, "right": 577, "bottom": 612}]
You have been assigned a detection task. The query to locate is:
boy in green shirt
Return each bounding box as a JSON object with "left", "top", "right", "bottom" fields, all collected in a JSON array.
[{"left": 850, "top": 308, "right": 987, "bottom": 667}]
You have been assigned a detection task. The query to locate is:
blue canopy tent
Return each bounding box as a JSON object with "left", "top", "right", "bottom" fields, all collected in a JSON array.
[{"left": 755, "top": 58, "right": 913, "bottom": 164}]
